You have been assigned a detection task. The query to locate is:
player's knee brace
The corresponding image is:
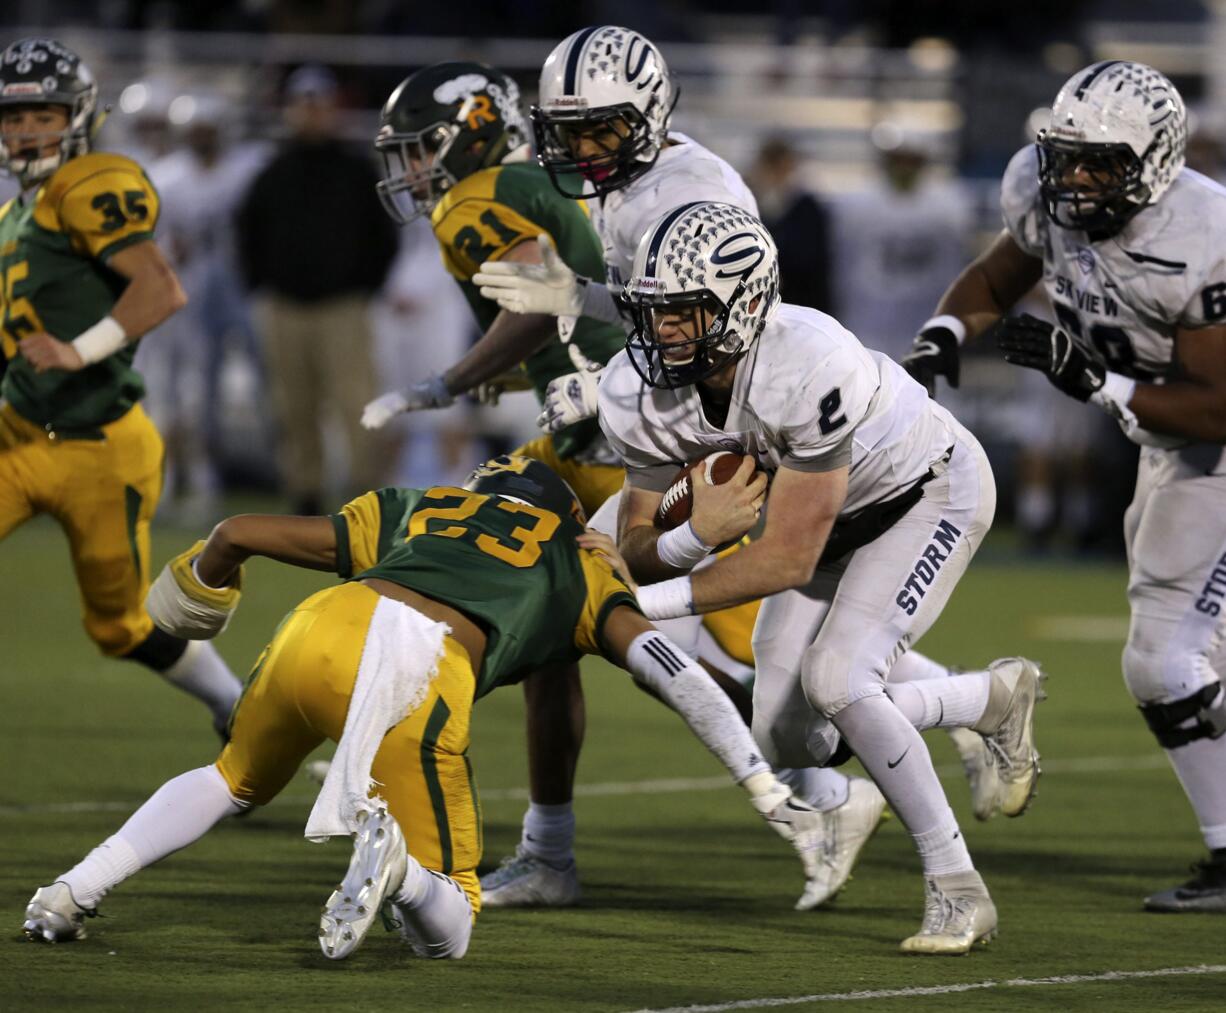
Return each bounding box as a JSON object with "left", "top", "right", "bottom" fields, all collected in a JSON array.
[
  {"left": 120, "top": 625, "right": 190, "bottom": 672},
  {"left": 1138, "top": 682, "right": 1226, "bottom": 749}
]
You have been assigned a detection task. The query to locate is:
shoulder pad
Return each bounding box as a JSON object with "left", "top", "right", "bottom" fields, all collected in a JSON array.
[{"left": 1000, "top": 145, "right": 1045, "bottom": 256}]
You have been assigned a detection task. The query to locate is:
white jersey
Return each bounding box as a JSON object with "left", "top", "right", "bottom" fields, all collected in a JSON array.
[
  {"left": 589, "top": 132, "right": 757, "bottom": 290},
  {"left": 1002, "top": 144, "right": 1226, "bottom": 381},
  {"left": 598, "top": 303, "right": 957, "bottom": 516},
  {"left": 828, "top": 178, "right": 973, "bottom": 362}
]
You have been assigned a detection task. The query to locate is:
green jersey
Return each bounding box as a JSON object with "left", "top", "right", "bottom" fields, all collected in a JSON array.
[
  {"left": 330, "top": 484, "right": 638, "bottom": 699},
  {"left": 429, "top": 161, "right": 625, "bottom": 458},
  {"left": 0, "top": 152, "right": 161, "bottom": 431}
]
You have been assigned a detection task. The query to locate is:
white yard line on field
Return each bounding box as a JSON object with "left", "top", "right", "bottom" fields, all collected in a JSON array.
[
  {"left": 624, "top": 964, "right": 1226, "bottom": 1013},
  {"left": 0, "top": 752, "right": 1171, "bottom": 817}
]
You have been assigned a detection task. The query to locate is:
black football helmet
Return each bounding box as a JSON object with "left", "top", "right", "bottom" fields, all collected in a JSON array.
[
  {"left": 0, "top": 38, "right": 99, "bottom": 186},
  {"left": 375, "top": 62, "right": 529, "bottom": 225},
  {"left": 463, "top": 455, "right": 585, "bottom": 524}
]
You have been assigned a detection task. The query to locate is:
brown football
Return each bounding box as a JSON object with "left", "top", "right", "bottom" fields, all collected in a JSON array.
[{"left": 655, "top": 451, "right": 761, "bottom": 531}]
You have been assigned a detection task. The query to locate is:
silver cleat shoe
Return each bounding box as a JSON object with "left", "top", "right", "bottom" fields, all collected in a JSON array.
[
  {"left": 976, "top": 658, "right": 1047, "bottom": 818},
  {"left": 947, "top": 727, "right": 1000, "bottom": 823},
  {"left": 479, "top": 846, "right": 580, "bottom": 908},
  {"left": 1144, "top": 852, "right": 1226, "bottom": 913},
  {"left": 319, "top": 806, "right": 408, "bottom": 960},
  {"left": 23, "top": 882, "right": 93, "bottom": 943},
  {"left": 785, "top": 777, "right": 887, "bottom": 911},
  {"left": 900, "top": 870, "right": 998, "bottom": 955}
]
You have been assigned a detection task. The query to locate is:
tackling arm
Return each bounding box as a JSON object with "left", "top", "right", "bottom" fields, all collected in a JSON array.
[{"left": 195, "top": 514, "right": 340, "bottom": 588}]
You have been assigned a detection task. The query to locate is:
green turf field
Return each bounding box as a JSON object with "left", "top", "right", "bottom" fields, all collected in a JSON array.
[{"left": 2, "top": 515, "right": 1223, "bottom": 1011}]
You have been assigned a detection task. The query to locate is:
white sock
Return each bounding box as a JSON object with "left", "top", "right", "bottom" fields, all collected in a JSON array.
[
  {"left": 521, "top": 802, "right": 575, "bottom": 866},
  {"left": 889, "top": 651, "right": 951, "bottom": 683},
  {"left": 888, "top": 674, "right": 992, "bottom": 731},
  {"left": 776, "top": 765, "right": 850, "bottom": 812},
  {"left": 158, "top": 641, "right": 243, "bottom": 727},
  {"left": 391, "top": 854, "right": 474, "bottom": 959},
  {"left": 1164, "top": 733, "right": 1226, "bottom": 850},
  {"left": 913, "top": 805, "right": 975, "bottom": 876},
  {"left": 59, "top": 765, "right": 243, "bottom": 908},
  {"left": 832, "top": 694, "right": 971, "bottom": 871}
]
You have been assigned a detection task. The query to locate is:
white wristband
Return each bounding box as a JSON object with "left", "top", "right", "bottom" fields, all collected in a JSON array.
[
  {"left": 656, "top": 521, "right": 712, "bottom": 570},
  {"left": 921, "top": 314, "right": 967, "bottom": 345},
  {"left": 71, "top": 315, "right": 127, "bottom": 365},
  {"left": 636, "top": 576, "right": 695, "bottom": 620},
  {"left": 1089, "top": 370, "right": 1137, "bottom": 415}
]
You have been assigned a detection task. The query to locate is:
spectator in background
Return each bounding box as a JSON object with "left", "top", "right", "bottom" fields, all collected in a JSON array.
[
  {"left": 826, "top": 125, "right": 973, "bottom": 361},
  {"left": 748, "top": 137, "right": 832, "bottom": 311},
  {"left": 237, "top": 65, "right": 397, "bottom": 515},
  {"left": 140, "top": 92, "right": 271, "bottom": 523}
]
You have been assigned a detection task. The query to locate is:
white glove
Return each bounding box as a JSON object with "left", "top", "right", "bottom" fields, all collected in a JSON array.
[
  {"left": 473, "top": 235, "right": 586, "bottom": 317},
  {"left": 749, "top": 779, "right": 824, "bottom": 887},
  {"left": 146, "top": 541, "right": 243, "bottom": 640},
  {"left": 361, "top": 375, "right": 452, "bottom": 430},
  {"left": 538, "top": 366, "right": 603, "bottom": 433}
]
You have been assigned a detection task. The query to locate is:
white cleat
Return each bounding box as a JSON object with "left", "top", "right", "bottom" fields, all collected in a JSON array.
[
  {"left": 794, "top": 777, "right": 887, "bottom": 911},
  {"left": 319, "top": 806, "right": 407, "bottom": 960},
  {"left": 947, "top": 727, "right": 1000, "bottom": 823},
  {"left": 479, "top": 846, "right": 580, "bottom": 908},
  {"left": 755, "top": 776, "right": 886, "bottom": 911},
  {"left": 899, "top": 870, "right": 997, "bottom": 955},
  {"left": 23, "top": 882, "right": 93, "bottom": 943},
  {"left": 978, "top": 657, "right": 1047, "bottom": 818}
]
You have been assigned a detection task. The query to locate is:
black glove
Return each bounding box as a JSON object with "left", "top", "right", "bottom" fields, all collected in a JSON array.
[
  {"left": 902, "top": 325, "right": 961, "bottom": 397},
  {"left": 994, "top": 313, "right": 1105, "bottom": 401}
]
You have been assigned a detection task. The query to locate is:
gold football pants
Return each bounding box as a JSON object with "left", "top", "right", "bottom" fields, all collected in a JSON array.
[
  {"left": 216, "top": 581, "right": 483, "bottom": 912},
  {"left": 0, "top": 402, "right": 163, "bottom": 655}
]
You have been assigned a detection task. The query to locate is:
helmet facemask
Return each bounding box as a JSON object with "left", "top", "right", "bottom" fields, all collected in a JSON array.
[
  {"left": 374, "top": 119, "right": 461, "bottom": 225},
  {"left": 1037, "top": 135, "right": 1149, "bottom": 234},
  {"left": 532, "top": 95, "right": 670, "bottom": 198},
  {"left": 622, "top": 281, "right": 750, "bottom": 390}
]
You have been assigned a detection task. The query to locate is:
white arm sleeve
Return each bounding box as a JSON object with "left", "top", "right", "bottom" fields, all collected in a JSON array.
[
  {"left": 625, "top": 630, "right": 770, "bottom": 784},
  {"left": 580, "top": 279, "right": 625, "bottom": 326}
]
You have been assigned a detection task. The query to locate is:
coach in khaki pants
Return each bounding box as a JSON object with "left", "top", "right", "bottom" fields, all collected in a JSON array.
[{"left": 238, "top": 65, "right": 398, "bottom": 514}]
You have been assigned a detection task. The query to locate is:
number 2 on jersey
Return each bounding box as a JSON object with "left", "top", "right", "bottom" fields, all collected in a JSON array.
[{"left": 408, "top": 488, "right": 560, "bottom": 568}]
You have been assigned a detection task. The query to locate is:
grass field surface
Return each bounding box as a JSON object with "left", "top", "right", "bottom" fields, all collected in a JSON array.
[{"left": 2, "top": 514, "right": 1223, "bottom": 1011}]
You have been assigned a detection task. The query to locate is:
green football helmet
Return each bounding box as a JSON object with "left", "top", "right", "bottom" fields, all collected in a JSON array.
[
  {"left": 463, "top": 455, "right": 585, "bottom": 524},
  {"left": 375, "top": 61, "right": 529, "bottom": 225}
]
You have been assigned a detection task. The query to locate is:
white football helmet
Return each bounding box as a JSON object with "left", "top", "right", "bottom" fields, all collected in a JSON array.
[
  {"left": 532, "top": 25, "right": 675, "bottom": 198},
  {"left": 1038, "top": 60, "right": 1186, "bottom": 234},
  {"left": 621, "top": 202, "right": 780, "bottom": 389}
]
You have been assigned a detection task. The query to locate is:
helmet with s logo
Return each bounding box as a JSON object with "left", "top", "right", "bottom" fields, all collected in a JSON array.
[
  {"left": 533, "top": 26, "right": 676, "bottom": 199},
  {"left": 621, "top": 202, "right": 780, "bottom": 389}
]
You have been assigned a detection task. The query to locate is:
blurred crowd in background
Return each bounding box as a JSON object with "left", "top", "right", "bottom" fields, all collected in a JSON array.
[{"left": 5, "top": 2, "right": 1226, "bottom": 554}]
